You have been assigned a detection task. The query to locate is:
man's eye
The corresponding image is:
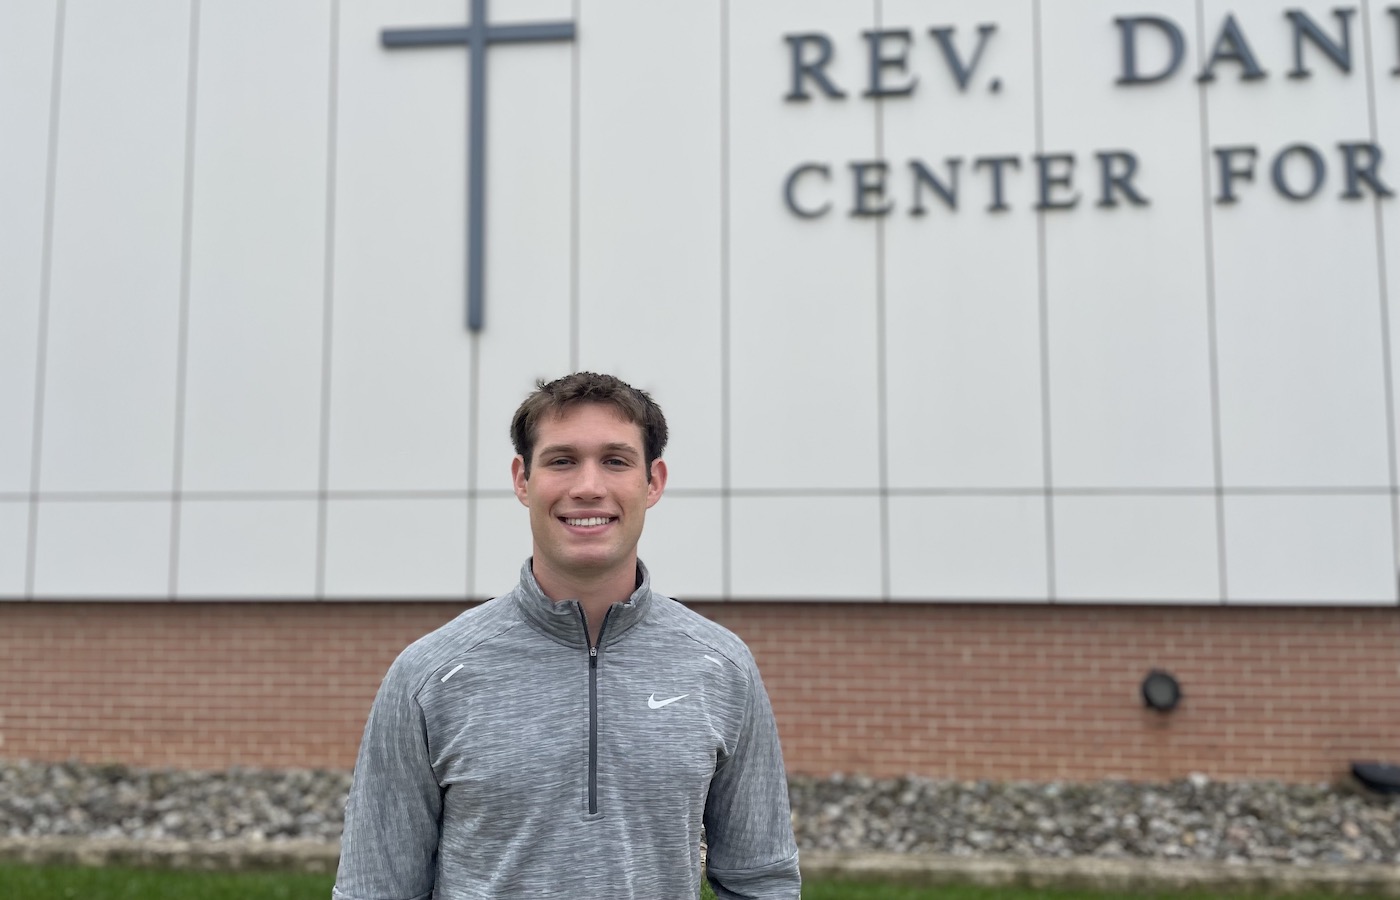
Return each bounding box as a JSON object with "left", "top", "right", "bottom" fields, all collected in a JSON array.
[{"left": 547, "top": 458, "right": 573, "bottom": 467}]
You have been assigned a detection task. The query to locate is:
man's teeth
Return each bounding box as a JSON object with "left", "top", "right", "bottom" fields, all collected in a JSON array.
[{"left": 564, "top": 517, "right": 610, "bottom": 527}]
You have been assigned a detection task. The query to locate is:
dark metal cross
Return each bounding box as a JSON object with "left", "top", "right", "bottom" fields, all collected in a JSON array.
[{"left": 382, "top": 0, "right": 575, "bottom": 332}]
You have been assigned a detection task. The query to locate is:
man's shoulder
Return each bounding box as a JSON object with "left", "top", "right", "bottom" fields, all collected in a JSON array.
[
  {"left": 645, "top": 591, "right": 759, "bottom": 672},
  {"left": 388, "top": 593, "right": 523, "bottom": 686}
]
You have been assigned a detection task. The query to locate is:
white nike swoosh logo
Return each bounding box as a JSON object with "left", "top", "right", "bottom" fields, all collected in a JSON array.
[{"left": 647, "top": 693, "right": 688, "bottom": 709}]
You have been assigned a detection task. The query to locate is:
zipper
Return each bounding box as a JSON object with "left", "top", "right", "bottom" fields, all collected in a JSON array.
[{"left": 579, "top": 606, "right": 612, "bottom": 815}]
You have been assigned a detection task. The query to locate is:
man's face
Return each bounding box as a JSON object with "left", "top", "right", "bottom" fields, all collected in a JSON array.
[{"left": 511, "top": 403, "right": 666, "bottom": 592}]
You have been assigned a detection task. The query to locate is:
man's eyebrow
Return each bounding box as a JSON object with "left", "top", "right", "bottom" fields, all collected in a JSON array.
[
  {"left": 535, "top": 443, "right": 576, "bottom": 458},
  {"left": 599, "top": 442, "right": 641, "bottom": 456}
]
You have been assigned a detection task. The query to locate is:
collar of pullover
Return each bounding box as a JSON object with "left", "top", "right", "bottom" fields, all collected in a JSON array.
[{"left": 513, "top": 558, "right": 653, "bottom": 649}]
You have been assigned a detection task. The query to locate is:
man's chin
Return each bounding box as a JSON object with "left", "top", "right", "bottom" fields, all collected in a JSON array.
[
  {"left": 545, "top": 544, "right": 620, "bottom": 571},
  {"left": 562, "top": 553, "right": 620, "bottom": 573}
]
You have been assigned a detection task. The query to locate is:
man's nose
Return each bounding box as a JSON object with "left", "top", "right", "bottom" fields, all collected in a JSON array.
[{"left": 569, "top": 460, "right": 606, "bottom": 497}]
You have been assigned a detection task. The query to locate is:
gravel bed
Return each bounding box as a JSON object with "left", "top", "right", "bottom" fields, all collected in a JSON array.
[
  {"left": 2, "top": 760, "right": 1396, "bottom": 866},
  {"left": 790, "top": 773, "right": 1399, "bottom": 865}
]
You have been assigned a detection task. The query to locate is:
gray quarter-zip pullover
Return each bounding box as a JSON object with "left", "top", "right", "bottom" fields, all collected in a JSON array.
[{"left": 333, "top": 560, "right": 800, "bottom": 899}]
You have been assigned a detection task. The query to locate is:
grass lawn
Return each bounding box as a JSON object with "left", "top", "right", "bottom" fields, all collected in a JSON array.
[{"left": 1, "top": 864, "right": 1390, "bottom": 900}]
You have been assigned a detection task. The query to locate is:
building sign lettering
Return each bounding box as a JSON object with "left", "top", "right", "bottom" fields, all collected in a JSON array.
[{"left": 782, "top": 7, "right": 1400, "bottom": 218}]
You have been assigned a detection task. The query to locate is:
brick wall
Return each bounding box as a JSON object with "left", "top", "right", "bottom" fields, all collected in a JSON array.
[{"left": 1, "top": 601, "right": 1396, "bottom": 782}]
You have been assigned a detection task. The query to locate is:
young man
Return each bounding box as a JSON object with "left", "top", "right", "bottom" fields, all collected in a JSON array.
[{"left": 333, "top": 373, "right": 800, "bottom": 899}]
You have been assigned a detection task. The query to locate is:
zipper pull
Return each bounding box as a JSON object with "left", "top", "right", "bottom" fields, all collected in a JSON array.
[{"left": 589, "top": 645, "right": 598, "bottom": 667}]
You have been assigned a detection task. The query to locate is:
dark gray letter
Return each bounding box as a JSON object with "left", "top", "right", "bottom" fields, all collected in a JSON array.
[
  {"left": 1096, "top": 151, "right": 1150, "bottom": 207},
  {"left": 1198, "top": 15, "right": 1268, "bottom": 82},
  {"left": 1339, "top": 142, "right": 1395, "bottom": 198},
  {"left": 784, "top": 163, "right": 832, "bottom": 217},
  {"left": 1214, "top": 146, "right": 1259, "bottom": 203},
  {"left": 1270, "top": 144, "right": 1326, "bottom": 200},
  {"left": 1286, "top": 8, "right": 1354, "bottom": 78},
  {"left": 1391, "top": 7, "right": 1400, "bottom": 75},
  {"left": 973, "top": 156, "right": 1022, "bottom": 211},
  {"left": 785, "top": 34, "right": 846, "bottom": 100},
  {"left": 928, "top": 24, "right": 997, "bottom": 91},
  {"left": 863, "top": 30, "right": 918, "bottom": 97},
  {"left": 1034, "top": 154, "right": 1080, "bottom": 210},
  {"left": 1114, "top": 16, "right": 1186, "bottom": 85},
  {"left": 850, "top": 162, "right": 894, "bottom": 216},
  {"left": 909, "top": 159, "right": 960, "bottom": 214}
]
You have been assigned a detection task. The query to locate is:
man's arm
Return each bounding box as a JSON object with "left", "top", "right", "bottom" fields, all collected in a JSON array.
[
  {"left": 333, "top": 654, "right": 443, "bottom": 900},
  {"left": 702, "top": 653, "right": 801, "bottom": 900}
]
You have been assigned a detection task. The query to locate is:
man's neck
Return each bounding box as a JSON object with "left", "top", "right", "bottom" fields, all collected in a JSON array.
[{"left": 531, "top": 559, "right": 639, "bottom": 647}]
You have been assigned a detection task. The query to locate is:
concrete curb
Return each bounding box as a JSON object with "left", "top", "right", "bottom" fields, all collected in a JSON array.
[
  {"left": 0, "top": 837, "right": 338, "bottom": 875},
  {"left": 2, "top": 838, "right": 1398, "bottom": 895}
]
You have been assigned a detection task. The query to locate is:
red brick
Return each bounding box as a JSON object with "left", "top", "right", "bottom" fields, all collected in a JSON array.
[{"left": 1, "top": 601, "right": 1397, "bottom": 780}]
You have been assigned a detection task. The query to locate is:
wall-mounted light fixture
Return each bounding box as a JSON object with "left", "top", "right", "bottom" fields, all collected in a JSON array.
[
  {"left": 1351, "top": 761, "right": 1400, "bottom": 794},
  {"left": 1141, "top": 669, "right": 1182, "bottom": 713}
]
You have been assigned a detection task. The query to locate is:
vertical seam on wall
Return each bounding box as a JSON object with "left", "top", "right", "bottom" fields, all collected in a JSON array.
[
  {"left": 719, "top": 0, "right": 732, "bottom": 599},
  {"left": 169, "top": 0, "right": 202, "bottom": 598},
  {"left": 1195, "top": 0, "right": 1229, "bottom": 604},
  {"left": 25, "top": 0, "right": 68, "bottom": 599},
  {"left": 874, "top": 0, "right": 891, "bottom": 600},
  {"left": 467, "top": 339, "right": 480, "bottom": 596},
  {"left": 569, "top": 0, "right": 581, "bottom": 371},
  {"left": 1358, "top": 0, "right": 1400, "bottom": 604},
  {"left": 1032, "top": 0, "right": 1056, "bottom": 600},
  {"left": 314, "top": 0, "right": 342, "bottom": 599}
]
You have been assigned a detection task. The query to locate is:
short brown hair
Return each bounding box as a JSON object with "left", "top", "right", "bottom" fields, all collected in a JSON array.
[{"left": 510, "top": 372, "right": 668, "bottom": 479}]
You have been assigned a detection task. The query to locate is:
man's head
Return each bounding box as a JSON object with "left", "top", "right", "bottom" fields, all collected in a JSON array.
[
  {"left": 510, "top": 372, "right": 668, "bottom": 480},
  {"left": 510, "top": 373, "right": 669, "bottom": 595}
]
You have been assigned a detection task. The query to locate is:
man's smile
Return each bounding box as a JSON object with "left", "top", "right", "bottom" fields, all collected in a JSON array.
[{"left": 561, "top": 516, "right": 617, "bottom": 528}]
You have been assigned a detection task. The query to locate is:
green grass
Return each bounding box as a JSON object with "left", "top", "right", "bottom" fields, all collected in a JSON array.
[
  {"left": 798, "top": 887, "right": 1389, "bottom": 900},
  {"left": 0, "top": 864, "right": 1388, "bottom": 900}
]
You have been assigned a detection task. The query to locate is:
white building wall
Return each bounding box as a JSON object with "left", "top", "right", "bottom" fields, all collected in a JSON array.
[{"left": 2, "top": 0, "right": 1398, "bottom": 603}]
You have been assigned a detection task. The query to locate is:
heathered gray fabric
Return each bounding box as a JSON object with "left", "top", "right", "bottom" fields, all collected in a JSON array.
[{"left": 333, "top": 560, "right": 800, "bottom": 900}]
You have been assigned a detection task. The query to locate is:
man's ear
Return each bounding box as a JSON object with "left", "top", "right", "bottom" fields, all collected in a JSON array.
[
  {"left": 645, "top": 458, "right": 667, "bottom": 509},
  {"left": 511, "top": 456, "right": 530, "bottom": 507}
]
